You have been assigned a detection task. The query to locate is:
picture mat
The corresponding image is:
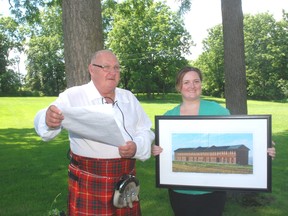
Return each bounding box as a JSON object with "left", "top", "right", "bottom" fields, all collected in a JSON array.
[{"left": 156, "top": 116, "right": 271, "bottom": 191}]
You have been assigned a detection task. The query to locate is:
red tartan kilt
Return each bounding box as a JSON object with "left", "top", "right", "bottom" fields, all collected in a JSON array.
[{"left": 67, "top": 153, "right": 141, "bottom": 216}]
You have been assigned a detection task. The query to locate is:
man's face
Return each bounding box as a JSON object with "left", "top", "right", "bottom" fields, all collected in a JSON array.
[{"left": 89, "top": 52, "right": 121, "bottom": 95}]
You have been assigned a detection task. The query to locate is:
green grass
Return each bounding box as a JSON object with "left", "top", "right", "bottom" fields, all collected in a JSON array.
[
  {"left": 172, "top": 161, "right": 253, "bottom": 174},
  {"left": 0, "top": 96, "right": 287, "bottom": 216}
]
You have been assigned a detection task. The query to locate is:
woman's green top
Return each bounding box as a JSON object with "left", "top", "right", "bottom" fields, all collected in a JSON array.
[{"left": 164, "top": 99, "right": 230, "bottom": 195}]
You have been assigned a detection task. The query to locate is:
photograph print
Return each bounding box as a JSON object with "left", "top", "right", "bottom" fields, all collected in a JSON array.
[{"left": 172, "top": 133, "right": 253, "bottom": 174}]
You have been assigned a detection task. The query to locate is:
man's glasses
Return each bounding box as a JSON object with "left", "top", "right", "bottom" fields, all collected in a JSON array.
[{"left": 92, "top": 64, "right": 121, "bottom": 73}]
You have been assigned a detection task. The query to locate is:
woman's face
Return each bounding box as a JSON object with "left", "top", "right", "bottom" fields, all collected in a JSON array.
[{"left": 180, "top": 71, "right": 202, "bottom": 101}]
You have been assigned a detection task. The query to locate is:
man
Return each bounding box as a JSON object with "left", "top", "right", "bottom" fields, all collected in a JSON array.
[{"left": 34, "top": 50, "right": 155, "bottom": 215}]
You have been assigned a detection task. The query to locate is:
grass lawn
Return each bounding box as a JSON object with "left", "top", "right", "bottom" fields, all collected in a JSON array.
[{"left": 0, "top": 96, "right": 287, "bottom": 216}]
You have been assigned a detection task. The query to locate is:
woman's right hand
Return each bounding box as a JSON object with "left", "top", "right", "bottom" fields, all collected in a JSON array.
[{"left": 152, "top": 145, "right": 163, "bottom": 156}]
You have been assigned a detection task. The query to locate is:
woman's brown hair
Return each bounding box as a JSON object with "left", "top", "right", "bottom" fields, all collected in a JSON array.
[{"left": 175, "top": 66, "right": 203, "bottom": 92}]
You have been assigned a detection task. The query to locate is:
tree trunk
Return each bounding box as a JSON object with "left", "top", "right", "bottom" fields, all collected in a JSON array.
[
  {"left": 221, "top": 0, "right": 247, "bottom": 114},
  {"left": 62, "top": 0, "right": 104, "bottom": 87}
]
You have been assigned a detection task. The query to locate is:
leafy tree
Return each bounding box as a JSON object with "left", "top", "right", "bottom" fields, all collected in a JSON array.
[
  {"left": 194, "top": 25, "right": 225, "bottom": 97},
  {"left": 195, "top": 12, "right": 288, "bottom": 101},
  {"left": 25, "top": 6, "right": 65, "bottom": 96},
  {"left": 102, "top": 0, "right": 118, "bottom": 43},
  {"left": 0, "top": 16, "right": 23, "bottom": 95},
  {"left": 245, "top": 12, "right": 288, "bottom": 100},
  {"left": 8, "top": 0, "right": 103, "bottom": 87},
  {"left": 275, "top": 11, "right": 288, "bottom": 98},
  {"left": 105, "top": 0, "right": 193, "bottom": 97}
]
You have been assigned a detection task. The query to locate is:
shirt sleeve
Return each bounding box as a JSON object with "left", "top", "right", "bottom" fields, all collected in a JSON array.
[
  {"left": 34, "top": 108, "right": 62, "bottom": 141},
  {"left": 129, "top": 96, "right": 155, "bottom": 161}
]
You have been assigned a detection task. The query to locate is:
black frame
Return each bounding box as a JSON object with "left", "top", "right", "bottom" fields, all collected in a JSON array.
[{"left": 155, "top": 115, "right": 272, "bottom": 192}]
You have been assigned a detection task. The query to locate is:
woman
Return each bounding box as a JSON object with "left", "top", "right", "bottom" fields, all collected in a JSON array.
[{"left": 152, "top": 66, "right": 276, "bottom": 216}]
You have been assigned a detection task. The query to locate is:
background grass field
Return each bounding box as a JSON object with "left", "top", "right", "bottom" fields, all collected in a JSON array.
[
  {"left": 172, "top": 161, "right": 253, "bottom": 174},
  {"left": 0, "top": 96, "right": 287, "bottom": 216}
]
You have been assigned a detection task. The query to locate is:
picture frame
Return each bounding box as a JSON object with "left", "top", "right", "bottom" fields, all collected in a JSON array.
[{"left": 155, "top": 115, "right": 272, "bottom": 192}]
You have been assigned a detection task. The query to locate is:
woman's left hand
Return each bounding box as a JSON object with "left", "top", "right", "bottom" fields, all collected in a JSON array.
[{"left": 267, "top": 141, "right": 276, "bottom": 160}]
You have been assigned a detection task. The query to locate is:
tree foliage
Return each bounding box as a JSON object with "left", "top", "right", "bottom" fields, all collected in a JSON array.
[
  {"left": 105, "top": 0, "right": 193, "bottom": 97},
  {"left": 7, "top": 0, "right": 61, "bottom": 25},
  {"left": 2, "top": 1, "right": 287, "bottom": 100},
  {"left": 8, "top": 0, "right": 103, "bottom": 88},
  {"left": 194, "top": 12, "right": 288, "bottom": 100},
  {"left": 25, "top": 5, "right": 65, "bottom": 96},
  {"left": 194, "top": 25, "right": 225, "bottom": 98},
  {"left": 0, "top": 16, "right": 24, "bottom": 95},
  {"left": 244, "top": 12, "right": 288, "bottom": 100},
  {"left": 1, "top": 0, "right": 63, "bottom": 96}
]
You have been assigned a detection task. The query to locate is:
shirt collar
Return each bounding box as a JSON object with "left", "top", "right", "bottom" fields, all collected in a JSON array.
[
  {"left": 86, "top": 81, "right": 130, "bottom": 104},
  {"left": 86, "top": 81, "right": 102, "bottom": 103},
  {"left": 115, "top": 89, "right": 130, "bottom": 104}
]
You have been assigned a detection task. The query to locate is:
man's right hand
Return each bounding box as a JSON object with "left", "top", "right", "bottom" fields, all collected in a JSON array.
[{"left": 45, "top": 105, "right": 64, "bottom": 129}]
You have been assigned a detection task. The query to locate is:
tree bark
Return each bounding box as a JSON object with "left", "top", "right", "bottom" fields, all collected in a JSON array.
[
  {"left": 62, "top": 0, "right": 103, "bottom": 87},
  {"left": 221, "top": 0, "right": 247, "bottom": 114}
]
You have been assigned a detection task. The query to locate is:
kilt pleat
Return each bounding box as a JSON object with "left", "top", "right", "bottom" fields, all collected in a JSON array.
[{"left": 67, "top": 152, "right": 141, "bottom": 216}]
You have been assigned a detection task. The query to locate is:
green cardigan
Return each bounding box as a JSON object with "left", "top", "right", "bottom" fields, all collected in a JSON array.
[{"left": 164, "top": 99, "right": 230, "bottom": 195}]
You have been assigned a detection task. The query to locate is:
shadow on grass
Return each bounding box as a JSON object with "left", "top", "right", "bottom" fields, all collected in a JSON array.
[
  {"left": 0, "top": 128, "right": 173, "bottom": 216},
  {"left": 224, "top": 130, "right": 288, "bottom": 216},
  {"left": 1, "top": 128, "right": 286, "bottom": 216},
  {"left": 0, "top": 128, "right": 69, "bottom": 216}
]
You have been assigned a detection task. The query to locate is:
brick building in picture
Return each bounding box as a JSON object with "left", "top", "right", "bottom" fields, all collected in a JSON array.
[{"left": 174, "top": 145, "right": 250, "bottom": 165}]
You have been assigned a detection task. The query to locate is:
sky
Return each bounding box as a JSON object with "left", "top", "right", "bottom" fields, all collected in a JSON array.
[
  {"left": 0, "top": 0, "right": 288, "bottom": 72},
  {"left": 164, "top": 0, "right": 288, "bottom": 60},
  {"left": 172, "top": 133, "right": 253, "bottom": 151}
]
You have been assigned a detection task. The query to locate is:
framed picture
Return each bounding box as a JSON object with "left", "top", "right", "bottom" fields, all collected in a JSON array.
[{"left": 155, "top": 115, "right": 272, "bottom": 192}]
